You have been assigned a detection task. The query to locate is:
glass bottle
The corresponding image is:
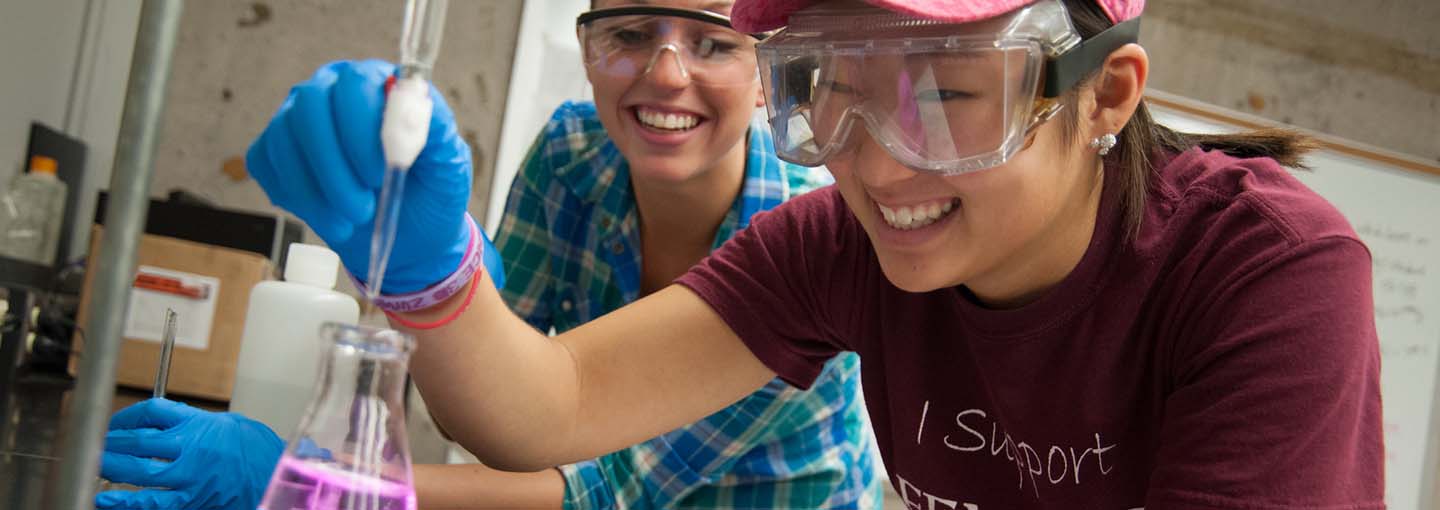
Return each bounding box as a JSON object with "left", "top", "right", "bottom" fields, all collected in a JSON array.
[{"left": 259, "top": 322, "right": 417, "bottom": 510}]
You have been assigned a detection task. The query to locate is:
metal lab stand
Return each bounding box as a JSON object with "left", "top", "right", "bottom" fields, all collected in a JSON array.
[{"left": 48, "top": 1, "right": 183, "bottom": 509}]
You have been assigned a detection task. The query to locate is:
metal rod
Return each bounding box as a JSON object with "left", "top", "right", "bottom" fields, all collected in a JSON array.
[
  {"left": 152, "top": 309, "right": 177, "bottom": 399},
  {"left": 51, "top": 1, "right": 183, "bottom": 508}
]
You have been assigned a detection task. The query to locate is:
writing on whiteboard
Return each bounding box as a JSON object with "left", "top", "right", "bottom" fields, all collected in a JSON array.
[
  {"left": 1355, "top": 220, "right": 1436, "bottom": 509},
  {"left": 1358, "top": 223, "right": 1433, "bottom": 361}
]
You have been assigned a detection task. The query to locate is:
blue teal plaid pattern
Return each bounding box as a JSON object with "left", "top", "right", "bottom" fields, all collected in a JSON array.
[{"left": 494, "top": 101, "right": 878, "bottom": 509}]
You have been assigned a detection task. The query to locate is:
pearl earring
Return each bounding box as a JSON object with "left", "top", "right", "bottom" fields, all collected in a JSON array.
[{"left": 1090, "top": 133, "right": 1117, "bottom": 156}]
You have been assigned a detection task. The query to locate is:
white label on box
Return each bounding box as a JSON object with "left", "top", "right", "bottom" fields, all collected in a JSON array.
[{"left": 122, "top": 265, "right": 220, "bottom": 350}]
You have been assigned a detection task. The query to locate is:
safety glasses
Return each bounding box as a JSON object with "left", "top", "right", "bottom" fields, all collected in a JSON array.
[
  {"left": 757, "top": 0, "right": 1141, "bottom": 174},
  {"left": 577, "top": 6, "right": 764, "bottom": 87}
]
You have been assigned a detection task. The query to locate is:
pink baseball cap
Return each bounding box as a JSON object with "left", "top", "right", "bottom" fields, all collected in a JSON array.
[{"left": 733, "top": 0, "right": 1144, "bottom": 33}]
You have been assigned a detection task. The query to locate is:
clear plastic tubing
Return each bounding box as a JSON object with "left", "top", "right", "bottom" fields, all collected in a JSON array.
[{"left": 368, "top": 0, "right": 448, "bottom": 304}]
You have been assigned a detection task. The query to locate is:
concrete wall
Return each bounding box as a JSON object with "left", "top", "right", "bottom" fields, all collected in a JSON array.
[
  {"left": 147, "top": 0, "right": 524, "bottom": 237},
  {"left": 1142, "top": 0, "right": 1440, "bottom": 163}
]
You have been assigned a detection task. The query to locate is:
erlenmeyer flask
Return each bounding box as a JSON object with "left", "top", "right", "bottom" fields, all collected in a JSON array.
[{"left": 259, "top": 322, "right": 417, "bottom": 510}]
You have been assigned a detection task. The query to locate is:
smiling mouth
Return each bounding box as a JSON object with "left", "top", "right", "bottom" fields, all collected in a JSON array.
[
  {"left": 876, "top": 198, "right": 960, "bottom": 230},
  {"left": 634, "top": 106, "right": 702, "bottom": 132}
]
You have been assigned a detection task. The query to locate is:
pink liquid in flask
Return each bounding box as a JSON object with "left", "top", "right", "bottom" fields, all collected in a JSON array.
[
  {"left": 259, "top": 457, "right": 415, "bottom": 510},
  {"left": 259, "top": 323, "right": 418, "bottom": 510}
]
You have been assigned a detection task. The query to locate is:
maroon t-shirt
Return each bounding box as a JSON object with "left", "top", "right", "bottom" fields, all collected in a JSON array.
[{"left": 678, "top": 148, "right": 1385, "bottom": 509}]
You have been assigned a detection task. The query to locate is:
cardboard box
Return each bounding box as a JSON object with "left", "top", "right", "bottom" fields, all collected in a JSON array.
[{"left": 72, "top": 225, "right": 273, "bottom": 401}]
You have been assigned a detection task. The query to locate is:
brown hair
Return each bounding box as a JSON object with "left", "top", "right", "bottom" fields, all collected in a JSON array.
[{"left": 1059, "top": 0, "right": 1319, "bottom": 238}]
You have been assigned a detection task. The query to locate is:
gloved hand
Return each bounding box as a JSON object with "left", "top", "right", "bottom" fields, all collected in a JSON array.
[
  {"left": 246, "top": 59, "right": 474, "bottom": 294},
  {"left": 95, "top": 398, "right": 284, "bottom": 510}
]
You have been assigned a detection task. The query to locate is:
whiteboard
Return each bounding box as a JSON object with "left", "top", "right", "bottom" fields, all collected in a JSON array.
[{"left": 1149, "top": 91, "right": 1440, "bottom": 510}]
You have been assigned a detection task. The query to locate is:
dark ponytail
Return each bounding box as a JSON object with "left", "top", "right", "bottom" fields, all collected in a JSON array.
[{"left": 1060, "top": 0, "right": 1319, "bottom": 238}]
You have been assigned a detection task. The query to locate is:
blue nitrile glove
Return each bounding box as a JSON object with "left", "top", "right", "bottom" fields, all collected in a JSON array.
[
  {"left": 96, "top": 399, "right": 285, "bottom": 510},
  {"left": 246, "top": 59, "right": 477, "bottom": 294}
]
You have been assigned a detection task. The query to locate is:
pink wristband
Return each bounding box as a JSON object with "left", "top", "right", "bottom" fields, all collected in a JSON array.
[
  {"left": 353, "top": 215, "right": 484, "bottom": 313},
  {"left": 385, "top": 267, "right": 481, "bottom": 330}
]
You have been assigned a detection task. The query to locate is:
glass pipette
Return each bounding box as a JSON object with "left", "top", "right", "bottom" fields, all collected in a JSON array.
[{"left": 369, "top": 0, "right": 449, "bottom": 306}]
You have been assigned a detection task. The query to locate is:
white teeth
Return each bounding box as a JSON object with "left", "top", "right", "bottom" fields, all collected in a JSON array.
[
  {"left": 637, "top": 108, "right": 699, "bottom": 131},
  {"left": 876, "top": 199, "right": 958, "bottom": 230}
]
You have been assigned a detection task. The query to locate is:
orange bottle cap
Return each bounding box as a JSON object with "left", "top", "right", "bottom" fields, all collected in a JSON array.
[{"left": 29, "top": 156, "right": 58, "bottom": 175}]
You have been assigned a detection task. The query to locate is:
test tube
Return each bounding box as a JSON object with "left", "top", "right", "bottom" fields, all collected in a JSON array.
[{"left": 152, "top": 309, "right": 177, "bottom": 399}]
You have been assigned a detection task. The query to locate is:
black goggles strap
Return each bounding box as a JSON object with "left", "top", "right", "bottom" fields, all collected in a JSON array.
[
  {"left": 1042, "top": 17, "right": 1142, "bottom": 97},
  {"left": 576, "top": 6, "right": 764, "bottom": 40}
]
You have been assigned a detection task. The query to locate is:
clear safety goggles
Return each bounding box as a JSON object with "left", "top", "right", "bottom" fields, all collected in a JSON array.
[
  {"left": 757, "top": 0, "right": 1141, "bottom": 174},
  {"left": 577, "top": 6, "right": 764, "bottom": 87}
]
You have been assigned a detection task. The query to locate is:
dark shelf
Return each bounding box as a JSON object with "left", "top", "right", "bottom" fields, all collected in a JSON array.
[{"left": 0, "top": 256, "right": 53, "bottom": 292}]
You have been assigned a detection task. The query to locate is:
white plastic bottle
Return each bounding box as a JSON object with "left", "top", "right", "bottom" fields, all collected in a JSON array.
[
  {"left": 0, "top": 156, "right": 69, "bottom": 265},
  {"left": 231, "top": 243, "right": 359, "bottom": 437}
]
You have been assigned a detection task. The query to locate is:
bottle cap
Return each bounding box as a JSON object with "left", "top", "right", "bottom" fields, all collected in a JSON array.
[
  {"left": 283, "top": 243, "right": 341, "bottom": 289},
  {"left": 29, "top": 156, "right": 57, "bottom": 175}
]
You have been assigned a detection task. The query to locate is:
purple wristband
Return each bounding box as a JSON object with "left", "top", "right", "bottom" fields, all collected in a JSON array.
[{"left": 353, "top": 215, "right": 484, "bottom": 313}]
